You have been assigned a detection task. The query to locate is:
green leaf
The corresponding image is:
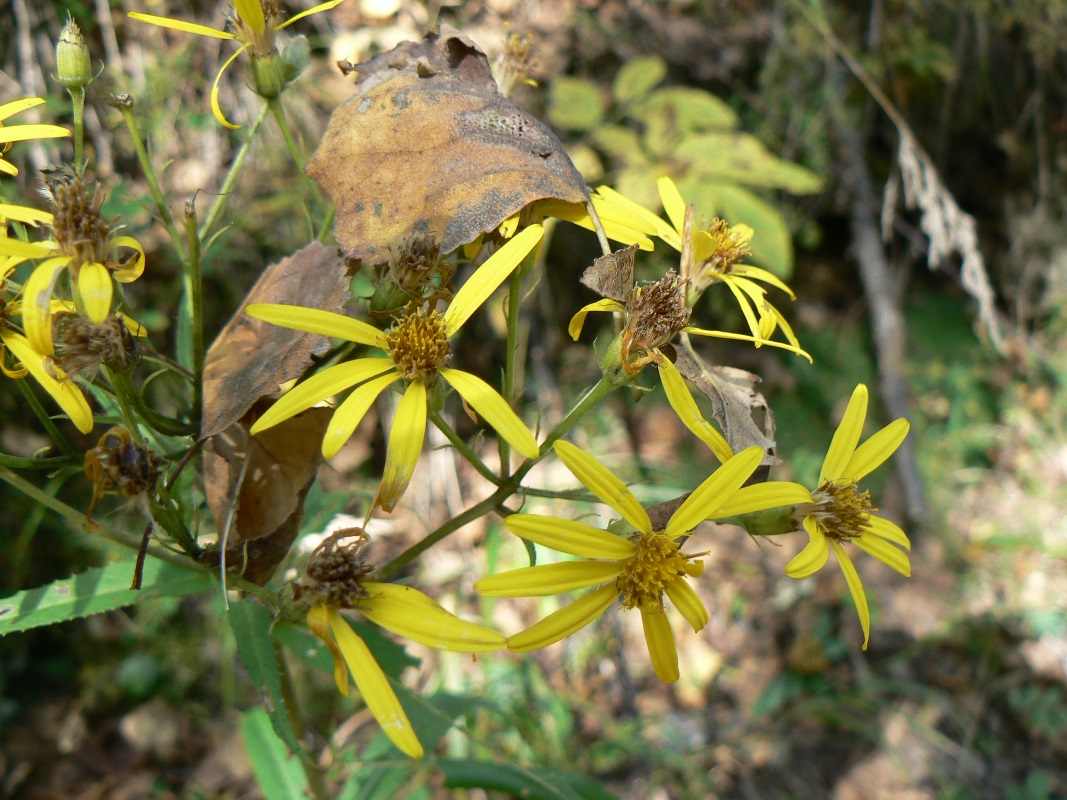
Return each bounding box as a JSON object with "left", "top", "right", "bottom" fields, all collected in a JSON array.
[
  {"left": 715, "top": 183, "right": 795, "bottom": 278},
  {"left": 632, "top": 87, "right": 737, "bottom": 133},
  {"left": 438, "top": 759, "right": 618, "bottom": 800},
  {"left": 0, "top": 558, "right": 211, "bottom": 636},
  {"left": 565, "top": 142, "right": 604, "bottom": 182},
  {"left": 241, "top": 707, "right": 310, "bottom": 800},
  {"left": 229, "top": 601, "right": 305, "bottom": 758},
  {"left": 589, "top": 126, "right": 648, "bottom": 166},
  {"left": 547, "top": 77, "right": 606, "bottom": 131},
  {"left": 613, "top": 55, "right": 666, "bottom": 104},
  {"left": 676, "top": 133, "right": 822, "bottom": 194}
]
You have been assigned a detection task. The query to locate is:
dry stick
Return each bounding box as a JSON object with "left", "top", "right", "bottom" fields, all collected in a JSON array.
[{"left": 830, "top": 74, "right": 929, "bottom": 524}]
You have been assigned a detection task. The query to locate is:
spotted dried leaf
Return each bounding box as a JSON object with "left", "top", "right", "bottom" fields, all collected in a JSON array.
[
  {"left": 309, "top": 30, "right": 588, "bottom": 263},
  {"left": 580, "top": 244, "right": 636, "bottom": 303},
  {"left": 201, "top": 243, "right": 351, "bottom": 439}
]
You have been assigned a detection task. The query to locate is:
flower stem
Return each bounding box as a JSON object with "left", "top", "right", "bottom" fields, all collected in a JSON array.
[
  {"left": 429, "top": 408, "right": 500, "bottom": 486},
  {"left": 183, "top": 201, "right": 204, "bottom": 422},
  {"left": 498, "top": 269, "right": 524, "bottom": 472},
  {"left": 267, "top": 97, "right": 328, "bottom": 209},
  {"left": 200, "top": 103, "right": 270, "bottom": 241},
  {"left": 69, "top": 87, "right": 86, "bottom": 175},
  {"left": 112, "top": 96, "right": 186, "bottom": 260},
  {"left": 16, "top": 378, "right": 77, "bottom": 457}
]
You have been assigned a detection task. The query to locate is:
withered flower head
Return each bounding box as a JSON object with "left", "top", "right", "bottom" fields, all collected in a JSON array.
[
  {"left": 52, "top": 311, "right": 140, "bottom": 380},
  {"left": 46, "top": 174, "right": 116, "bottom": 270},
  {"left": 621, "top": 270, "right": 691, "bottom": 373},
  {"left": 493, "top": 24, "right": 535, "bottom": 98},
  {"left": 387, "top": 234, "right": 450, "bottom": 300},
  {"left": 293, "top": 529, "right": 376, "bottom": 609},
  {"left": 84, "top": 426, "right": 161, "bottom": 522}
]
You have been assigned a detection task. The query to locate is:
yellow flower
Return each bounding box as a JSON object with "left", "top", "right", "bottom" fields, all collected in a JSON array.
[
  {"left": 0, "top": 183, "right": 144, "bottom": 358},
  {"left": 247, "top": 225, "right": 544, "bottom": 511},
  {"left": 0, "top": 98, "right": 70, "bottom": 176},
  {"left": 128, "top": 0, "right": 346, "bottom": 129},
  {"left": 476, "top": 442, "right": 788, "bottom": 683},
  {"left": 784, "top": 384, "right": 912, "bottom": 650},
  {"left": 654, "top": 176, "right": 810, "bottom": 360},
  {"left": 299, "top": 530, "right": 505, "bottom": 759}
]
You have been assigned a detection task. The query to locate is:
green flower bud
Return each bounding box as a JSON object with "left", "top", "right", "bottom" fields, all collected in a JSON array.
[{"left": 55, "top": 17, "right": 93, "bottom": 90}]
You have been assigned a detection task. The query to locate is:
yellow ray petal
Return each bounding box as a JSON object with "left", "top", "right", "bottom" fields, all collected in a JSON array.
[
  {"left": 594, "top": 185, "right": 678, "bottom": 243},
  {"left": 567, "top": 298, "right": 624, "bottom": 341},
  {"left": 328, "top": 610, "right": 424, "bottom": 758},
  {"left": 535, "top": 199, "right": 655, "bottom": 250},
  {"left": 640, "top": 608, "right": 680, "bottom": 683},
  {"left": 0, "top": 204, "right": 54, "bottom": 226},
  {"left": 233, "top": 0, "right": 266, "bottom": 34},
  {"left": 441, "top": 368, "right": 538, "bottom": 458},
  {"left": 211, "top": 45, "right": 250, "bottom": 129},
  {"left": 0, "top": 158, "right": 17, "bottom": 177},
  {"left": 0, "top": 97, "right": 46, "bottom": 119},
  {"left": 474, "top": 561, "right": 625, "bottom": 597},
  {"left": 853, "top": 533, "right": 911, "bottom": 577},
  {"left": 307, "top": 602, "right": 348, "bottom": 696},
  {"left": 278, "top": 0, "right": 347, "bottom": 29},
  {"left": 785, "top": 519, "right": 829, "bottom": 579},
  {"left": 867, "top": 515, "right": 911, "bottom": 550},
  {"left": 3, "top": 332, "right": 93, "bottom": 433},
  {"left": 658, "top": 357, "right": 732, "bottom": 463},
  {"left": 682, "top": 325, "right": 813, "bottom": 362},
  {"left": 501, "top": 514, "right": 638, "bottom": 560},
  {"left": 721, "top": 275, "right": 765, "bottom": 340},
  {"left": 656, "top": 176, "right": 686, "bottom": 237},
  {"left": 0, "top": 237, "right": 56, "bottom": 260},
  {"left": 109, "top": 236, "right": 145, "bottom": 282},
  {"left": 830, "top": 540, "right": 870, "bottom": 650},
  {"left": 554, "top": 440, "right": 652, "bottom": 534},
  {"left": 0, "top": 124, "right": 71, "bottom": 144},
  {"left": 710, "top": 481, "right": 813, "bottom": 518},
  {"left": 23, "top": 256, "right": 71, "bottom": 356},
  {"left": 360, "top": 583, "right": 506, "bottom": 652},
  {"left": 665, "top": 446, "right": 763, "bottom": 537},
  {"left": 127, "top": 11, "right": 236, "bottom": 39},
  {"left": 665, "top": 579, "right": 709, "bottom": 632},
  {"left": 322, "top": 371, "right": 401, "bottom": 458},
  {"left": 821, "top": 384, "right": 868, "bottom": 483},
  {"left": 843, "top": 418, "right": 910, "bottom": 482},
  {"left": 507, "top": 584, "right": 619, "bottom": 652},
  {"left": 245, "top": 303, "right": 388, "bottom": 348},
  {"left": 250, "top": 358, "right": 396, "bottom": 435},
  {"left": 78, "top": 262, "right": 113, "bottom": 323},
  {"left": 444, "top": 225, "right": 543, "bottom": 335},
  {"left": 731, "top": 264, "right": 796, "bottom": 299},
  {"left": 376, "top": 379, "right": 427, "bottom": 511}
]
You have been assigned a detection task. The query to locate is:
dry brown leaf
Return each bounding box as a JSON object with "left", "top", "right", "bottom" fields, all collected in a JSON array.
[
  {"left": 308, "top": 28, "right": 588, "bottom": 263},
  {"left": 673, "top": 347, "right": 779, "bottom": 464},
  {"left": 202, "top": 406, "right": 333, "bottom": 585},
  {"left": 200, "top": 243, "right": 351, "bottom": 439}
]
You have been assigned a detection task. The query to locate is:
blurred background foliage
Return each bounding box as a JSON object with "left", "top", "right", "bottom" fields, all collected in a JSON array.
[{"left": 1, "top": 0, "right": 1066, "bottom": 798}]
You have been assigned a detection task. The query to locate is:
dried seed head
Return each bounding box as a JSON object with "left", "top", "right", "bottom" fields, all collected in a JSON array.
[
  {"left": 493, "top": 25, "right": 535, "bottom": 98},
  {"left": 47, "top": 175, "right": 111, "bottom": 267},
  {"left": 387, "top": 234, "right": 450, "bottom": 300},
  {"left": 52, "top": 312, "right": 140, "bottom": 380},
  {"left": 84, "top": 426, "right": 161, "bottom": 521},
  {"left": 293, "top": 529, "right": 375, "bottom": 609},
  {"left": 620, "top": 270, "right": 690, "bottom": 372}
]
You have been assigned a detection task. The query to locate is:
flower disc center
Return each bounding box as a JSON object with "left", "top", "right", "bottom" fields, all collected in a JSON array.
[
  {"left": 616, "top": 531, "right": 691, "bottom": 613},
  {"left": 385, "top": 308, "right": 451, "bottom": 380},
  {"left": 810, "top": 479, "right": 875, "bottom": 542}
]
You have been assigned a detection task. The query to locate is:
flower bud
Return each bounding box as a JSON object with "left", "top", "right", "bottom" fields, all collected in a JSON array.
[{"left": 55, "top": 17, "right": 94, "bottom": 90}]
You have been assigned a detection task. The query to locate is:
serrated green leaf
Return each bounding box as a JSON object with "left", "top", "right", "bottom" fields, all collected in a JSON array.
[
  {"left": 0, "top": 558, "right": 211, "bottom": 636},
  {"left": 589, "top": 126, "right": 648, "bottom": 165},
  {"left": 633, "top": 87, "right": 738, "bottom": 133},
  {"left": 229, "top": 601, "right": 305, "bottom": 759},
  {"left": 241, "top": 707, "right": 310, "bottom": 800},
  {"left": 547, "top": 77, "right": 606, "bottom": 131},
  {"left": 677, "top": 133, "right": 822, "bottom": 194},
  {"left": 613, "top": 55, "right": 667, "bottom": 103},
  {"left": 715, "top": 183, "right": 794, "bottom": 278},
  {"left": 438, "top": 759, "right": 618, "bottom": 800}
]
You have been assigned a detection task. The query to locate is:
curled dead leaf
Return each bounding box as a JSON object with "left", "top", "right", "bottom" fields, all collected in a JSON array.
[{"left": 308, "top": 28, "right": 588, "bottom": 263}]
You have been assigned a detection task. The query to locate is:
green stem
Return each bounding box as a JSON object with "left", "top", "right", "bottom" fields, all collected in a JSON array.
[
  {"left": 112, "top": 369, "right": 197, "bottom": 437},
  {"left": 114, "top": 97, "right": 186, "bottom": 259},
  {"left": 200, "top": 103, "right": 270, "bottom": 241},
  {"left": 378, "top": 378, "right": 619, "bottom": 578},
  {"left": 17, "top": 379, "right": 77, "bottom": 457},
  {"left": 183, "top": 202, "right": 204, "bottom": 421},
  {"left": 103, "top": 365, "right": 144, "bottom": 443},
  {"left": 69, "top": 87, "right": 86, "bottom": 175},
  {"left": 151, "top": 480, "right": 199, "bottom": 556},
  {"left": 316, "top": 204, "right": 335, "bottom": 243},
  {"left": 429, "top": 408, "right": 499, "bottom": 485},
  {"left": 267, "top": 98, "right": 328, "bottom": 208},
  {"left": 274, "top": 642, "right": 330, "bottom": 800},
  {"left": 0, "top": 452, "right": 78, "bottom": 469}
]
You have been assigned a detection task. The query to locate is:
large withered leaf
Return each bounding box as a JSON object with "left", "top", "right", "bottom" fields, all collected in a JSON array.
[
  {"left": 309, "top": 28, "right": 588, "bottom": 263},
  {"left": 202, "top": 406, "right": 333, "bottom": 585},
  {"left": 201, "top": 243, "right": 351, "bottom": 439},
  {"left": 672, "top": 347, "right": 779, "bottom": 463}
]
